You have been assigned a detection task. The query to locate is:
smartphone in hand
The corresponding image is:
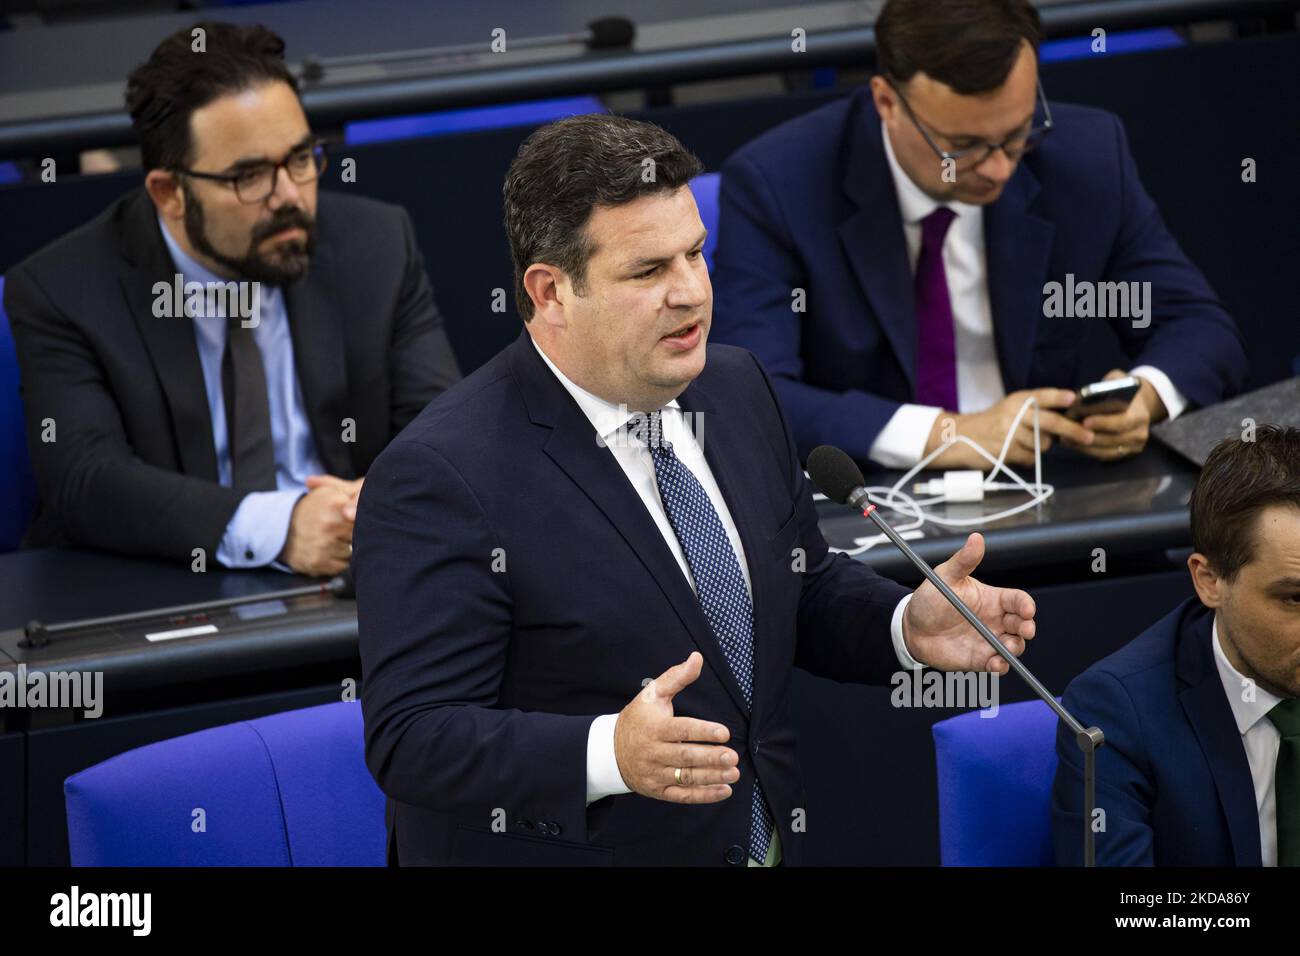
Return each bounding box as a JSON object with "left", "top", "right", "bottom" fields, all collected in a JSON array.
[{"left": 1067, "top": 375, "right": 1141, "bottom": 421}]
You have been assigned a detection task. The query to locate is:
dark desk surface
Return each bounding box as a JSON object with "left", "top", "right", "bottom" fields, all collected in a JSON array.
[
  {"left": 0, "top": 551, "right": 357, "bottom": 694},
  {"left": 0, "top": 442, "right": 1197, "bottom": 689}
]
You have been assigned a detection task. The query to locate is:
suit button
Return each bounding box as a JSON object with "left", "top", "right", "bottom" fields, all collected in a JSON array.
[
  {"left": 547, "top": 822, "right": 562, "bottom": 836},
  {"left": 751, "top": 739, "right": 761, "bottom": 754},
  {"left": 514, "top": 819, "right": 534, "bottom": 831},
  {"left": 725, "top": 845, "right": 745, "bottom": 865}
]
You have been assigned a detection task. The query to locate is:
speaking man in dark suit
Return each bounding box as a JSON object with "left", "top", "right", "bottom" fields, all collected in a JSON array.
[
  {"left": 354, "top": 114, "right": 1039, "bottom": 866},
  {"left": 4, "top": 22, "right": 459, "bottom": 575},
  {"left": 711, "top": 0, "right": 1246, "bottom": 471},
  {"left": 1053, "top": 425, "right": 1300, "bottom": 866}
]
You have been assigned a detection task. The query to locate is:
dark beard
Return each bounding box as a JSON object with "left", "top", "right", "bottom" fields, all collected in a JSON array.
[{"left": 182, "top": 183, "right": 316, "bottom": 286}]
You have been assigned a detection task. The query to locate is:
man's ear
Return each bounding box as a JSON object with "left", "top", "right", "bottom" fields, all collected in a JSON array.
[
  {"left": 869, "top": 74, "right": 899, "bottom": 124},
  {"left": 145, "top": 169, "right": 185, "bottom": 222},
  {"left": 523, "top": 263, "right": 568, "bottom": 330},
  {"left": 1187, "top": 552, "right": 1225, "bottom": 608}
]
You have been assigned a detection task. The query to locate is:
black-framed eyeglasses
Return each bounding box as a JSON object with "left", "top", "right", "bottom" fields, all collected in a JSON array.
[
  {"left": 885, "top": 76, "right": 1053, "bottom": 168},
  {"left": 174, "top": 139, "right": 328, "bottom": 204}
]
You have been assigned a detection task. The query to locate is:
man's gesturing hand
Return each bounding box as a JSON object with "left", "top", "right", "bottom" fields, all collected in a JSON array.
[
  {"left": 902, "top": 533, "right": 1037, "bottom": 673},
  {"left": 613, "top": 652, "right": 739, "bottom": 804}
]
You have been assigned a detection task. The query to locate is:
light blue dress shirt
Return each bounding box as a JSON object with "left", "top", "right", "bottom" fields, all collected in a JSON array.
[{"left": 158, "top": 219, "right": 327, "bottom": 568}]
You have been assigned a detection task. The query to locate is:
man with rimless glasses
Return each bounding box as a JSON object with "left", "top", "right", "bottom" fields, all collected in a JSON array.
[
  {"left": 712, "top": 0, "right": 1245, "bottom": 472},
  {"left": 5, "top": 22, "right": 460, "bottom": 575}
]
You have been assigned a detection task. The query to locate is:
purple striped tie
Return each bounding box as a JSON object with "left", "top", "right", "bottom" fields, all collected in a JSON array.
[{"left": 914, "top": 206, "right": 959, "bottom": 411}]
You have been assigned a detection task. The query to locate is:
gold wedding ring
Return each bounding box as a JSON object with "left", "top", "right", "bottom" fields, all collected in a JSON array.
[{"left": 674, "top": 767, "right": 685, "bottom": 785}]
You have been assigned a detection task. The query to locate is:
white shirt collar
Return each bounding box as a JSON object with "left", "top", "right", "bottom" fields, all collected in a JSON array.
[
  {"left": 529, "top": 336, "right": 680, "bottom": 442},
  {"left": 880, "top": 119, "right": 981, "bottom": 227},
  {"left": 1212, "top": 615, "right": 1283, "bottom": 737}
]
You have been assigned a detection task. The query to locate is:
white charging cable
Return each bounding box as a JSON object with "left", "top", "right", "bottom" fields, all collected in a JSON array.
[{"left": 825, "top": 395, "right": 1054, "bottom": 554}]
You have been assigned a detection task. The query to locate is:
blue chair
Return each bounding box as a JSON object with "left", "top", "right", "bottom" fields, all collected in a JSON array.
[
  {"left": 0, "top": 275, "right": 39, "bottom": 551},
  {"left": 344, "top": 95, "right": 607, "bottom": 145},
  {"left": 932, "top": 699, "right": 1060, "bottom": 866},
  {"left": 690, "top": 172, "right": 720, "bottom": 271},
  {"left": 65, "top": 702, "right": 386, "bottom": 866}
]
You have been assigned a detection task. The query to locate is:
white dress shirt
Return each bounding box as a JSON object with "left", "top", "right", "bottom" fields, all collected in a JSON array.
[
  {"left": 1211, "top": 616, "right": 1284, "bottom": 867},
  {"left": 530, "top": 338, "right": 920, "bottom": 865},
  {"left": 867, "top": 121, "right": 1188, "bottom": 468}
]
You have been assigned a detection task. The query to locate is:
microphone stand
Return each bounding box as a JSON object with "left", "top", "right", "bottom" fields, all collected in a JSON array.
[{"left": 849, "top": 492, "right": 1103, "bottom": 866}]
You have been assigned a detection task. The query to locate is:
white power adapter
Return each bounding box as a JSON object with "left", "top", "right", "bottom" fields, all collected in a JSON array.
[{"left": 912, "top": 470, "right": 986, "bottom": 502}]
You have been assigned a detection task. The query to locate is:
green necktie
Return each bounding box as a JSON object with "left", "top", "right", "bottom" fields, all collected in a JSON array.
[{"left": 1266, "top": 698, "right": 1300, "bottom": 867}]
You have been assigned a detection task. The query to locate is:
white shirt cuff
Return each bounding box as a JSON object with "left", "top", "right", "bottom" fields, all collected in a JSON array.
[
  {"left": 891, "top": 593, "right": 924, "bottom": 670},
  {"left": 215, "top": 489, "right": 304, "bottom": 568},
  {"left": 586, "top": 713, "right": 631, "bottom": 805},
  {"left": 1129, "top": 366, "right": 1187, "bottom": 421},
  {"left": 869, "top": 404, "right": 944, "bottom": 469}
]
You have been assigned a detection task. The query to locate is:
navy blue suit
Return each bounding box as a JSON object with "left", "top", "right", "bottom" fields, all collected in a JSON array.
[
  {"left": 1052, "top": 597, "right": 1262, "bottom": 866},
  {"left": 354, "top": 332, "right": 911, "bottom": 865},
  {"left": 711, "top": 89, "right": 1247, "bottom": 464}
]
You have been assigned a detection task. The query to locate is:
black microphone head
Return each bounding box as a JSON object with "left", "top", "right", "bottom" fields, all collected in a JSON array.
[
  {"left": 807, "top": 445, "right": 865, "bottom": 504},
  {"left": 329, "top": 565, "right": 356, "bottom": 599},
  {"left": 587, "top": 16, "right": 635, "bottom": 49}
]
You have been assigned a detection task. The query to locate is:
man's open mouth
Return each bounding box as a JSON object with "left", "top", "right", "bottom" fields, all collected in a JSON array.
[{"left": 663, "top": 322, "right": 699, "bottom": 339}]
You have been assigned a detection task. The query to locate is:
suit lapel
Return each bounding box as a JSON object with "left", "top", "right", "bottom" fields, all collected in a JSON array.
[
  {"left": 839, "top": 95, "right": 918, "bottom": 393},
  {"left": 1177, "top": 608, "right": 1263, "bottom": 866},
  {"left": 982, "top": 167, "right": 1054, "bottom": 393},
  {"left": 118, "top": 190, "right": 219, "bottom": 481},
  {"left": 510, "top": 336, "right": 751, "bottom": 719},
  {"left": 283, "top": 259, "right": 353, "bottom": 477}
]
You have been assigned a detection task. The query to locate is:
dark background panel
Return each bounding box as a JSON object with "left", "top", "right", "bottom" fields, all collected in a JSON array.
[{"left": 1038, "top": 32, "right": 1300, "bottom": 390}]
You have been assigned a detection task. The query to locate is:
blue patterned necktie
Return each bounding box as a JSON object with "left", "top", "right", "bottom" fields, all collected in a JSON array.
[{"left": 640, "top": 409, "right": 775, "bottom": 863}]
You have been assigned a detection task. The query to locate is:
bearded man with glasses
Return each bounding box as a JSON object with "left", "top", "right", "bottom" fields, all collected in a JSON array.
[
  {"left": 5, "top": 22, "right": 460, "bottom": 574},
  {"left": 711, "top": 0, "right": 1245, "bottom": 474}
]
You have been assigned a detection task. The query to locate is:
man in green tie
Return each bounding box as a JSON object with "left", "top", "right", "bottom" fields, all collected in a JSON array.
[
  {"left": 1052, "top": 424, "right": 1300, "bottom": 865},
  {"left": 1268, "top": 697, "right": 1300, "bottom": 865}
]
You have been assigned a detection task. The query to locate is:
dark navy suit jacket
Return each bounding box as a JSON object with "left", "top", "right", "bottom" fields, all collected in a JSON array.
[
  {"left": 1052, "top": 597, "right": 1263, "bottom": 866},
  {"left": 711, "top": 89, "right": 1247, "bottom": 464},
  {"left": 353, "top": 332, "right": 912, "bottom": 866}
]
